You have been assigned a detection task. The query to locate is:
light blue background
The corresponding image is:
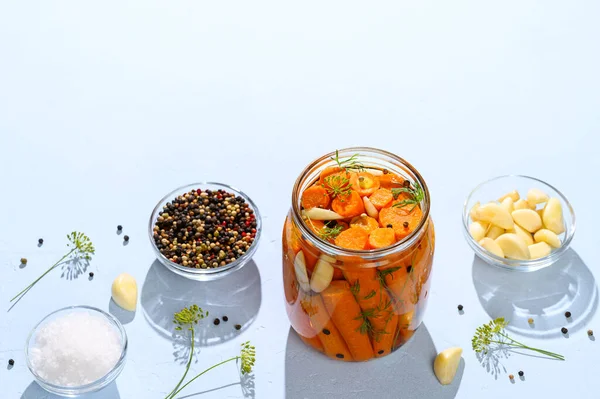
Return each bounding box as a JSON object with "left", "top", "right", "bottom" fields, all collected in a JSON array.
[{"left": 1, "top": 1, "right": 599, "bottom": 398}]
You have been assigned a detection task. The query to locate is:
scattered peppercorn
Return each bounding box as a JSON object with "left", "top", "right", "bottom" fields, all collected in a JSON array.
[
  {"left": 8, "top": 359, "right": 14, "bottom": 366},
  {"left": 561, "top": 327, "right": 568, "bottom": 334},
  {"left": 117, "top": 225, "right": 123, "bottom": 231},
  {"left": 38, "top": 238, "right": 44, "bottom": 245},
  {"left": 588, "top": 329, "right": 594, "bottom": 336},
  {"left": 322, "top": 329, "right": 330, "bottom": 335},
  {"left": 222, "top": 316, "right": 228, "bottom": 322},
  {"left": 528, "top": 318, "right": 534, "bottom": 324},
  {"left": 20, "top": 258, "right": 27, "bottom": 265},
  {"left": 124, "top": 235, "right": 129, "bottom": 242},
  {"left": 518, "top": 371, "right": 524, "bottom": 377},
  {"left": 336, "top": 354, "right": 344, "bottom": 359},
  {"left": 509, "top": 374, "right": 514, "bottom": 380},
  {"left": 213, "top": 318, "right": 220, "bottom": 326},
  {"left": 234, "top": 324, "right": 242, "bottom": 330},
  {"left": 565, "top": 311, "right": 572, "bottom": 318},
  {"left": 152, "top": 189, "right": 257, "bottom": 269},
  {"left": 378, "top": 350, "right": 384, "bottom": 355},
  {"left": 403, "top": 222, "right": 409, "bottom": 228},
  {"left": 89, "top": 272, "right": 94, "bottom": 278},
  {"left": 457, "top": 304, "right": 463, "bottom": 311}
]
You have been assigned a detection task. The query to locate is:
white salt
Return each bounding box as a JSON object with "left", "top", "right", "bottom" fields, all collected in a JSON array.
[{"left": 29, "top": 310, "right": 122, "bottom": 387}]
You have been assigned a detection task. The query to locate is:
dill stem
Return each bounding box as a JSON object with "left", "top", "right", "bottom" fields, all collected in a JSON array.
[
  {"left": 170, "top": 356, "right": 240, "bottom": 399},
  {"left": 488, "top": 339, "right": 564, "bottom": 360},
  {"left": 10, "top": 248, "right": 75, "bottom": 302},
  {"left": 166, "top": 329, "right": 195, "bottom": 399}
]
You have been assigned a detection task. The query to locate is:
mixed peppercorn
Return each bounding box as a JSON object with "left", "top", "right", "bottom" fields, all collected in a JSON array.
[{"left": 153, "top": 189, "right": 257, "bottom": 269}]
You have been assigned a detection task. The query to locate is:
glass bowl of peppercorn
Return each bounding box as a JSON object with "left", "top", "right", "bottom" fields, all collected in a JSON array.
[{"left": 149, "top": 183, "right": 262, "bottom": 281}]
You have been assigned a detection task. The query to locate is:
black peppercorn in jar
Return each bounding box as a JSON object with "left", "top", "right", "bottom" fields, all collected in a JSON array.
[{"left": 149, "top": 183, "right": 262, "bottom": 281}]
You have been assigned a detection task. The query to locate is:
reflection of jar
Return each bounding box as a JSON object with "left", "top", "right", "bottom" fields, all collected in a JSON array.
[{"left": 282, "top": 148, "right": 435, "bottom": 361}]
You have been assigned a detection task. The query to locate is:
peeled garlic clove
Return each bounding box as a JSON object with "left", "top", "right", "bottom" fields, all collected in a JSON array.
[
  {"left": 534, "top": 229, "right": 561, "bottom": 248},
  {"left": 479, "top": 237, "right": 505, "bottom": 258},
  {"left": 474, "top": 203, "right": 514, "bottom": 229},
  {"left": 469, "top": 221, "right": 488, "bottom": 241},
  {"left": 529, "top": 242, "right": 552, "bottom": 259},
  {"left": 500, "top": 197, "right": 514, "bottom": 214},
  {"left": 543, "top": 198, "right": 565, "bottom": 235},
  {"left": 486, "top": 225, "right": 505, "bottom": 240},
  {"left": 498, "top": 190, "right": 520, "bottom": 202},
  {"left": 303, "top": 207, "right": 344, "bottom": 221},
  {"left": 513, "top": 223, "right": 534, "bottom": 246},
  {"left": 537, "top": 208, "right": 545, "bottom": 220},
  {"left": 310, "top": 258, "right": 334, "bottom": 293},
  {"left": 469, "top": 202, "right": 481, "bottom": 221},
  {"left": 319, "top": 253, "right": 337, "bottom": 264},
  {"left": 363, "top": 196, "right": 379, "bottom": 219},
  {"left": 514, "top": 199, "right": 534, "bottom": 210},
  {"left": 365, "top": 168, "right": 384, "bottom": 176},
  {"left": 527, "top": 188, "right": 549, "bottom": 207},
  {"left": 434, "top": 347, "right": 463, "bottom": 385},
  {"left": 511, "top": 209, "right": 543, "bottom": 233},
  {"left": 111, "top": 273, "right": 138, "bottom": 311},
  {"left": 294, "top": 251, "right": 311, "bottom": 292},
  {"left": 495, "top": 233, "right": 530, "bottom": 260}
]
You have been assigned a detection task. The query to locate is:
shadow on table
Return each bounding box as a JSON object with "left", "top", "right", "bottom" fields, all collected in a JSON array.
[
  {"left": 284, "top": 324, "right": 463, "bottom": 399},
  {"left": 473, "top": 248, "right": 598, "bottom": 339},
  {"left": 21, "top": 381, "right": 120, "bottom": 399},
  {"left": 109, "top": 298, "right": 136, "bottom": 325},
  {"left": 141, "top": 259, "right": 262, "bottom": 349}
]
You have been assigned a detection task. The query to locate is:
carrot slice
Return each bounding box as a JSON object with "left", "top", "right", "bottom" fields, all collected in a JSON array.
[
  {"left": 322, "top": 171, "right": 351, "bottom": 192},
  {"left": 305, "top": 219, "right": 326, "bottom": 237},
  {"left": 331, "top": 190, "right": 365, "bottom": 218},
  {"left": 319, "top": 166, "right": 343, "bottom": 186},
  {"left": 350, "top": 215, "right": 379, "bottom": 233},
  {"left": 369, "top": 189, "right": 394, "bottom": 210},
  {"left": 343, "top": 268, "right": 398, "bottom": 358},
  {"left": 334, "top": 227, "right": 369, "bottom": 250},
  {"left": 321, "top": 281, "right": 374, "bottom": 361},
  {"left": 378, "top": 173, "right": 405, "bottom": 189},
  {"left": 379, "top": 205, "right": 423, "bottom": 241},
  {"left": 301, "top": 185, "right": 330, "bottom": 210},
  {"left": 368, "top": 228, "right": 396, "bottom": 249},
  {"left": 304, "top": 295, "right": 353, "bottom": 361},
  {"left": 349, "top": 172, "right": 381, "bottom": 197}
]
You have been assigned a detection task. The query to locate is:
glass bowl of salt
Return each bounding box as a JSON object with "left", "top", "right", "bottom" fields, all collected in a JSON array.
[{"left": 25, "top": 306, "right": 128, "bottom": 396}]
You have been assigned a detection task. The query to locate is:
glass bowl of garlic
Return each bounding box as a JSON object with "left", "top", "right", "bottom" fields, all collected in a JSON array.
[{"left": 462, "top": 175, "right": 575, "bottom": 272}]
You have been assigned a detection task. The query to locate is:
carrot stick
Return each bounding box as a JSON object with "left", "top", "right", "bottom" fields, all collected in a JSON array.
[
  {"left": 378, "top": 262, "right": 418, "bottom": 316},
  {"left": 343, "top": 268, "right": 398, "bottom": 357},
  {"left": 304, "top": 294, "right": 353, "bottom": 361},
  {"left": 331, "top": 190, "right": 365, "bottom": 218},
  {"left": 368, "top": 228, "right": 396, "bottom": 249},
  {"left": 321, "top": 280, "right": 374, "bottom": 361},
  {"left": 369, "top": 188, "right": 394, "bottom": 210},
  {"left": 301, "top": 185, "right": 330, "bottom": 210},
  {"left": 334, "top": 227, "right": 369, "bottom": 250},
  {"left": 350, "top": 215, "right": 379, "bottom": 233},
  {"left": 349, "top": 172, "right": 380, "bottom": 197}
]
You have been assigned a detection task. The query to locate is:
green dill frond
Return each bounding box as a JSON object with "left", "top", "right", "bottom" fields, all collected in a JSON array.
[
  {"left": 350, "top": 280, "right": 361, "bottom": 296},
  {"left": 67, "top": 231, "right": 95, "bottom": 260},
  {"left": 324, "top": 175, "right": 352, "bottom": 199},
  {"left": 319, "top": 224, "right": 343, "bottom": 241},
  {"left": 331, "top": 150, "right": 364, "bottom": 172},
  {"left": 391, "top": 181, "right": 424, "bottom": 211},
  {"left": 173, "top": 305, "right": 207, "bottom": 331},
  {"left": 363, "top": 290, "right": 377, "bottom": 300},
  {"left": 240, "top": 341, "right": 256, "bottom": 375}
]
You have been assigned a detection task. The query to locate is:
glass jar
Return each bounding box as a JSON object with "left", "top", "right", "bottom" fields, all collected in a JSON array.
[{"left": 282, "top": 147, "right": 435, "bottom": 361}]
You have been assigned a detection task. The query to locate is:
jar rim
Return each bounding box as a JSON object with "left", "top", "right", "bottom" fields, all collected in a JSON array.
[{"left": 291, "top": 147, "right": 431, "bottom": 259}]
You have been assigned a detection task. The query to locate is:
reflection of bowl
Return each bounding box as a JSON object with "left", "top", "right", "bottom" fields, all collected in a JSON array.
[
  {"left": 463, "top": 175, "right": 575, "bottom": 272},
  {"left": 148, "top": 182, "right": 262, "bottom": 281},
  {"left": 141, "top": 259, "right": 262, "bottom": 346},
  {"left": 26, "top": 306, "right": 127, "bottom": 397}
]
